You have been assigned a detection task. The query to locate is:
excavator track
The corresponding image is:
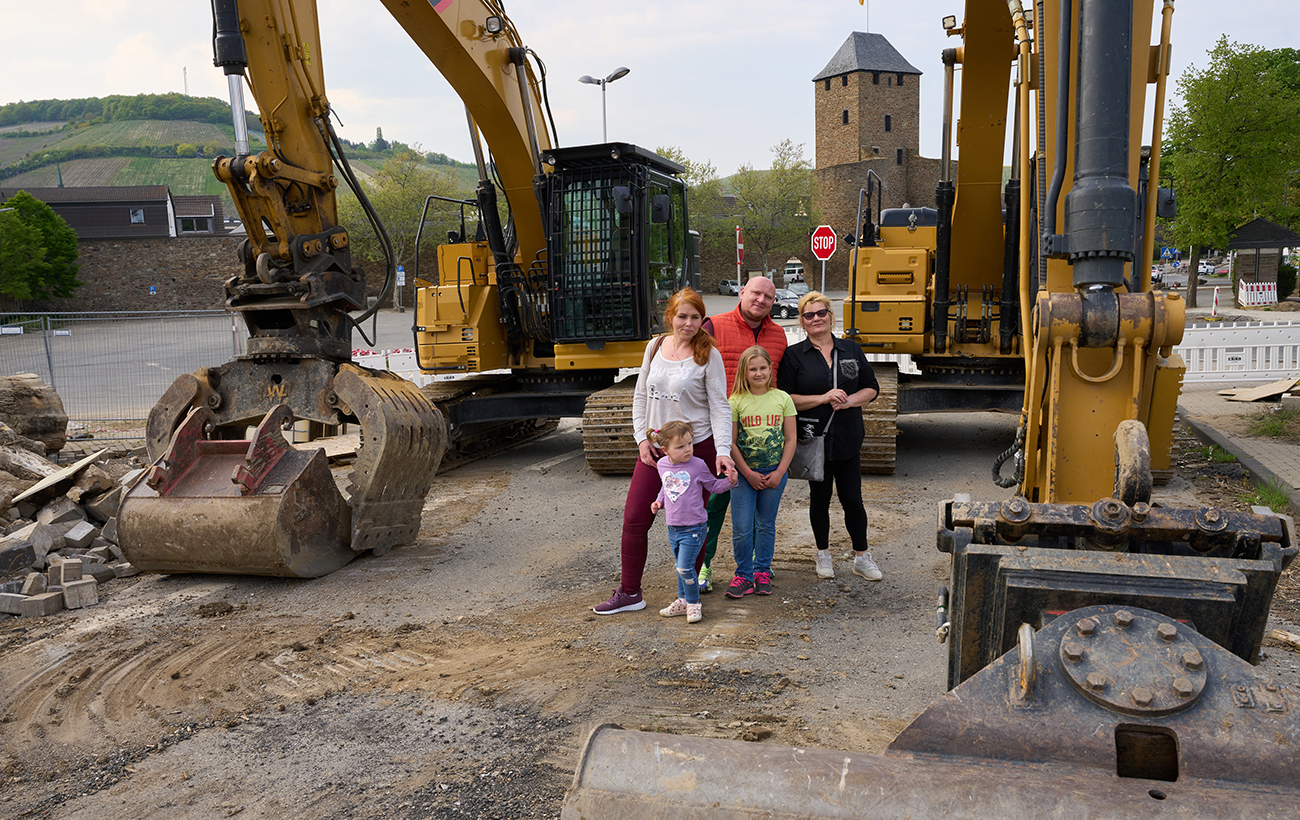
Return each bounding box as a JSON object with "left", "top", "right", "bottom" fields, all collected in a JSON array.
[
  {"left": 420, "top": 375, "right": 559, "bottom": 473},
  {"left": 861, "top": 362, "right": 898, "bottom": 474},
  {"left": 581, "top": 375, "right": 640, "bottom": 476}
]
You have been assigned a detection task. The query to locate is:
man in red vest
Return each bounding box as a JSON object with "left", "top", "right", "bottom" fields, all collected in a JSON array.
[{"left": 698, "top": 275, "right": 788, "bottom": 592}]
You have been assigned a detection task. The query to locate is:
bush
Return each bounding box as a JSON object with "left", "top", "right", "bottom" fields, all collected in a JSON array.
[{"left": 1278, "top": 262, "right": 1297, "bottom": 300}]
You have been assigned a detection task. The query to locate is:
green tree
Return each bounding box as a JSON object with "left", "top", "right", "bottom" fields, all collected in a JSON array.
[
  {"left": 0, "top": 210, "right": 47, "bottom": 299},
  {"left": 336, "top": 150, "right": 471, "bottom": 278},
  {"left": 728, "top": 139, "right": 817, "bottom": 276},
  {"left": 1164, "top": 39, "right": 1300, "bottom": 306},
  {"left": 0, "top": 191, "right": 81, "bottom": 300},
  {"left": 371, "top": 127, "right": 390, "bottom": 152}
]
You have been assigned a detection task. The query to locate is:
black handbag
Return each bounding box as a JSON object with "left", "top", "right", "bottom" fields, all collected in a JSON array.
[{"left": 788, "top": 351, "right": 837, "bottom": 482}]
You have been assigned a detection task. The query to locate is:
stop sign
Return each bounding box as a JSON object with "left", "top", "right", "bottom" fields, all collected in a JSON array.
[{"left": 811, "top": 225, "right": 836, "bottom": 261}]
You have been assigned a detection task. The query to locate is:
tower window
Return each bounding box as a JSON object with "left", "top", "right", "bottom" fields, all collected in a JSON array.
[
  {"left": 872, "top": 72, "right": 880, "bottom": 85},
  {"left": 824, "top": 78, "right": 830, "bottom": 90},
  {"left": 897, "top": 148, "right": 904, "bottom": 165},
  {"left": 888, "top": 75, "right": 893, "bottom": 87},
  {"left": 898, "top": 74, "right": 905, "bottom": 86},
  {"left": 885, "top": 115, "right": 892, "bottom": 132},
  {"left": 872, "top": 146, "right": 880, "bottom": 154},
  {"left": 842, "top": 75, "right": 848, "bottom": 87},
  {"left": 842, "top": 110, "right": 850, "bottom": 125}
]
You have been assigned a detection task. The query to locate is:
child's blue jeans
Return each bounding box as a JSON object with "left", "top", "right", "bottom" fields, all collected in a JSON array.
[
  {"left": 732, "top": 466, "right": 788, "bottom": 579},
  {"left": 669, "top": 523, "right": 707, "bottom": 604}
]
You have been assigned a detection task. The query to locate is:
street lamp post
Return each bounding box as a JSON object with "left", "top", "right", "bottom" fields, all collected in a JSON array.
[{"left": 578, "top": 67, "right": 630, "bottom": 142}]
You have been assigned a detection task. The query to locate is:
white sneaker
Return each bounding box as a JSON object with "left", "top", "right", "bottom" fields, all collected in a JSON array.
[
  {"left": 660, "top": 598, "right": 688, "bottom": 617},
  {"left": 815, "top": 550, "right": 835, "bottom": 578},
  {"left": 853, "top": 552, "right": 882, "bottom": 581},
  {"left": 686, "top": 603, "right": 703, "bottom": 623}
]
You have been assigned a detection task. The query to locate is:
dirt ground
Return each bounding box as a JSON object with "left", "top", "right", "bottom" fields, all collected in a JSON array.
[{"left": 3, "top": 415, "right": 1299, "bottom": 818}]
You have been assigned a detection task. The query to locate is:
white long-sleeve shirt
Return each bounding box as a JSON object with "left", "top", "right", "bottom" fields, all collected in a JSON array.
[{"left": 631, "top": 341, "right": 731, "bottom": 451}]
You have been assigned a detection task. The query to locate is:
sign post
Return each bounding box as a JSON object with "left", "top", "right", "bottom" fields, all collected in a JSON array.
[
  {"left": 736, "top": 226, "right": 744, "bottom": 283},
  {"left": 811, "top": 224, "right": 837, "bottom": 292},
  {"left": 396, "top": 264, "right": 406, "bottom": 313}
]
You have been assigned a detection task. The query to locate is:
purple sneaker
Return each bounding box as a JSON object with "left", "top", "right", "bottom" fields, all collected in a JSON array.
[
  {"left": 593, "top": 588, "right": 645, "bottom": 615},
  {"left": 754, "top": 571, "right": 773, "bottom": 595}
]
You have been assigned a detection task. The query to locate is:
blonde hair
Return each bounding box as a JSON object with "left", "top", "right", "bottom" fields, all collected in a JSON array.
[
  {"left": 797, "top": 291, "right": 834, "bottom": 328},
  {"left": 647, "top": 420, "right": 693, "bottom": 448},
  {"left": 730, "top": 345, "right": 773, "bottom": 397},
  {"left": 659, "top": 287, "right": 716, "bottom": 365}
]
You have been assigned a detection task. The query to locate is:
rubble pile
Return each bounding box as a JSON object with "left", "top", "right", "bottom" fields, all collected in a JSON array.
[{"left": 0, "top": 420, "right": 143, "bottom": 619}]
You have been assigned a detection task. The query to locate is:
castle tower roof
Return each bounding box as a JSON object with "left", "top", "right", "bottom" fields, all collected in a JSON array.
[{"left": 812, "top": 31, "right": 922, "bottom": 82}]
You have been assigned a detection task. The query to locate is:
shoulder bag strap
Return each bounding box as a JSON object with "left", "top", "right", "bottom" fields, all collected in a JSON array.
[{"left": 821, "top": 349, "right": 838, "bottom": 436}]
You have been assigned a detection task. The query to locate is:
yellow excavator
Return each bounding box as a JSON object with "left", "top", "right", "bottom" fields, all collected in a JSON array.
[
  {"left": 563, "top": 0, "right": 1299, "bottom": 815},
  {"left": 114, "top": 0, "right": 1297, "bottom": 812},
  {"left": 117, "top": 0, "right": 693, "bottom": 577}
]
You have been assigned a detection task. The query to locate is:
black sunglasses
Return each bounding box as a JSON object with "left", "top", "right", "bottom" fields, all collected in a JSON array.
[{"left": 801, "top": 308, "right": 830, "bottom": 320}]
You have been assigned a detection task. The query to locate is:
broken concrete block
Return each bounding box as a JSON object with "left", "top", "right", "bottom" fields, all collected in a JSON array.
[
  {"left": 66, "top": 465, "right": 113, "bottom": 504},
  {"left": 9, "top": 522, "right": 63, "bottom": 570},
  {"left": 85, "top": 563, "right": 116, "bottom": 584},
  {"left": 0, "top": 579, "right": 21, "bottom": 594},
  {"left": 1282, "top": 393, "right": 1299, "bottom": 411},
  {"left": 86, "top": 546, "right": 113, "bottom": 562},
  {"left": 0, "top": 592, "right": 26, "bottom": 615},
  {"left": 101, "top": 517, "right": 118, "bottom": 544},
  {"left": 0, "top": 539, "right": 35, "bottom": 575},
  {"left": 62, "top": 578, "right": 97, "bottom": 609},
  {"left": 111, "top": 562, "right": 139, "bottom": 578},
  {"left": 108, "top": 542, "right": 125, "bottom": 561},
  {"left": 20, "top": 572, "right": 46, "bottom": 595},
  {"left": 84, "top": 486, "right": 123, "bottom": 523},
  {"left": 36, "top": 498, "right": 85, "bottom": 526},
  {"left": 63, "top": 520, "right": 98, "bottom": 550},
  {"left": 19, "top": 590, "right": 63, "bottom": 617}
]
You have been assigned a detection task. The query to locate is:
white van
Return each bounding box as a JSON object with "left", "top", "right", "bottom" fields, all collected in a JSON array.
[{"left": 783, "top": 259, "right": 804, "bottom": 285}]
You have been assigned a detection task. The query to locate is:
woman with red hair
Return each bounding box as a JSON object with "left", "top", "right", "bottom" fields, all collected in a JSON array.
[{"left": 593, "top": 287, "right": 736, "bottom": 614}]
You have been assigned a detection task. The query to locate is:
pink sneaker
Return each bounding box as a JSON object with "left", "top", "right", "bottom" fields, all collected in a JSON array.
[
  {"left": 660, "top": 598, "right": 688, "bottom": 617},
  {"left": 686, "top": 603, "right": 702, "bottom": 623}
]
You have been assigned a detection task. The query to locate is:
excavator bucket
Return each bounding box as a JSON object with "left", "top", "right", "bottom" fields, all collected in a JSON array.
[
  {"left": 118, "top": 404, "right": 353, "bottom": 578},
  {"left": 562, "top": 606, "right": 1300, "bottom": 819},
  {"left": 120, "top": 364, "right": 447, "bottom": 578}
]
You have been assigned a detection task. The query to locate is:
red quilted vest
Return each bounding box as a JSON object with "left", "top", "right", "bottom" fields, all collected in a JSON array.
[{"left": 709, "top": 308, "right": 788, "bottom": 395}]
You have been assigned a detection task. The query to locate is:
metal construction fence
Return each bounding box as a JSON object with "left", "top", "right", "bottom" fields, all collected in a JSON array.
[{"left": 0, "top": 311, "right": 248, "bottom": 421}]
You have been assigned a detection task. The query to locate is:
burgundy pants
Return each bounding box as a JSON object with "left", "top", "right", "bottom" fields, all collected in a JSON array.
[{"left": 619, "top": 436, "right": 718, "bottom": 595}]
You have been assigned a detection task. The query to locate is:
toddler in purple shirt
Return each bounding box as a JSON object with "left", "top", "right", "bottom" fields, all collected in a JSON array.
[{"left": 649, "top": 421, "right": 736, "bottom": 623}]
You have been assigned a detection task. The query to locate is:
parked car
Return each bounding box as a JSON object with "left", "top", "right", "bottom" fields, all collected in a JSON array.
[
  {"left": 1150, "top": 265, "right": 1163, "bottom": 283},
  {"left": 770, "top": 289, "right": 800, "bottom": 319},
  {"left": 1198, "top": 261, "right": 1215, "bottom": 275},
  {"left": 718, "top": 279, "right": 739, "bottom": 296},
  {"left": 787, "top": 281, "right": 810, "bottom": 296}
]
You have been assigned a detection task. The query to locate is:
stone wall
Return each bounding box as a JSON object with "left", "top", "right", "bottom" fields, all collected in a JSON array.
[
  {"left": 815, "top": 71, "right": 921, "bottom": 170},
  {"left": 26, "top": 236, "right": 426, "bottom": 314}
]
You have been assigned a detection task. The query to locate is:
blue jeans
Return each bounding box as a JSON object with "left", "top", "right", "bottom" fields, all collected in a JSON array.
[
  {"left": 669, "top": 523, "right": 708, "bottom": 604},
  {"left": 731, "top": 466, "right": 788, "bottom": 579}
]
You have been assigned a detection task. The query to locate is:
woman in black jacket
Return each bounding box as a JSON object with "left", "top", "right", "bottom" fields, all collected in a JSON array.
[{"left": 776, "top": 292, "right": 882, "bottom": 581}]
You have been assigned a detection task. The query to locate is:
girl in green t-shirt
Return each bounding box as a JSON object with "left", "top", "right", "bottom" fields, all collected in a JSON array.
[{"left": 725, "top": 346, "right": 797, "bottom": 597}]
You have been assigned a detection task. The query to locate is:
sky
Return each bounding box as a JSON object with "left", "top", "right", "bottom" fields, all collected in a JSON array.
[{"left": 2, "top": 0, "right": 1295, "bottom": 176}]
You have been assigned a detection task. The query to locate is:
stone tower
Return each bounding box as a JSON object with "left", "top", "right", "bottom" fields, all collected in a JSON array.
[{"left": 813, "top": 32, "right": 945, "bottom": 264}]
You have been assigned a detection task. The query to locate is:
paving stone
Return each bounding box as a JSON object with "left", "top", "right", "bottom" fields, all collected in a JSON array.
[
  {"left": 86, "top": 546, "right": 114, "bottom": 562},
  {"left": 108, "top": 542, "right": 125, "bottom": 561},
  {"left": 0, "top": 592, "right": 25, "bottom": 615},
  {"left": 101, "top": 517, "right": 118, "bottom": 544},
  {"left": 20, "top": 572, "right": 46, "bottom": 595},
  {"left": 84, "top": 486, "right": 123, "bottom": 523},
  {"left": 15, "top": 501, "right": 37, "bottom": 520},
  {"left": 112, "top": 562, "right": 140, "bottom": 578},
  {"left": 0, "top": 579, "right": 22, "bottom": 594},
  {"left": 18, "top": 591, "right": 63, "bottom": 617},
  {"left": 63, "top": 520, "right": 98, "bottom": 550},
  {"left": 62, "top": 578, "right": 98, "bottom": 609},
  {"left": 118, "top": 468, "right": 145, "bottom": 488},
  {"left": 85, "top": 563, "right": 116, "bottom": 584},
  {"left": 36, "top": 497, "right": 85, "bottom": 526},
  {"left": 0, "top": 540, "right": 35, "bottom": 574},
  {"left": 56, "top": 559, "right": 83, "bottom": 584}
]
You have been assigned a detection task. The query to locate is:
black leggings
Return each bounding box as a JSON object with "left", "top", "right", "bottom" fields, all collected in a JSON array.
[{"left": 808, "top": 455, "right": 869, "bottom": 553}]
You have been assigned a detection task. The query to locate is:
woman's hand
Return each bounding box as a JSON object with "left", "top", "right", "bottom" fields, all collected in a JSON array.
[
  {"left": 716, "top": 454, "right": 736, "bottom": 479},
  {"left": 825, "top": 388, "right": 848, "bottom": 408},
  {"left": 638, "top": 439, "right": 660, "bottom": 468}
]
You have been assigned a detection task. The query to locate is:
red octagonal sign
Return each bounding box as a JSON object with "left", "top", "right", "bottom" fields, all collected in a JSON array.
[{"left": 811, "top": 224, "right": 836, "bottom": 261}]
